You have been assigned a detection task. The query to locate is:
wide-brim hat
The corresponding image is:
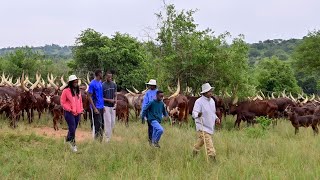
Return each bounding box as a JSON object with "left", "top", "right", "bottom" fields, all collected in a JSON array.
[
  {"left": 200, "top": 83, "right": 213, "bottom": 94},
  {"left": 68, "top": 75, "right": 78, "bottom": 82},
  {"left": 146, "top": 79, "right": 157, "bottom": 86}
]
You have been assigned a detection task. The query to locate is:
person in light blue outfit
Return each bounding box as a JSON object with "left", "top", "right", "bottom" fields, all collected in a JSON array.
[
  {"left": 141, "top": 90, "right": 168, "bottom": 148},
  {"left": 141, "top": 79, "right": 158, "bottom": 144}
]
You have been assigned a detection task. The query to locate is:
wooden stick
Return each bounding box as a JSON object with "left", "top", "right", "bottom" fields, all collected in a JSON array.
[{"left": 200, "top": 117, "right": 209, "bottom": 163}]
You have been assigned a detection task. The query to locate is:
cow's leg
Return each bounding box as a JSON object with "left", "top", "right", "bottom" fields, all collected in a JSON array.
[
  {"left": 294, "top": 127, "right": 299, "bottom": 134},
  {"left": 312, "top": 125, "right": 318, "bottom": 136}
]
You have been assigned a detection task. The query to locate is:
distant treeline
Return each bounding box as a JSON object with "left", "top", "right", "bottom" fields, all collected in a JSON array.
[{"left": 0, "top": 44, "right": 73, "bottom": 60}]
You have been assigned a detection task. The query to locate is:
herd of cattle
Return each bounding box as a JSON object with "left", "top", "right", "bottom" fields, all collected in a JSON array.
[{"left": 1, "top": 73, "right": 320, "bottom": 135}]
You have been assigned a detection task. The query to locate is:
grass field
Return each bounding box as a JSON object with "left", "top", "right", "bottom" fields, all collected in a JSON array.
[{"left": 1, "top": 114, "right": 320, "bottom": 180}]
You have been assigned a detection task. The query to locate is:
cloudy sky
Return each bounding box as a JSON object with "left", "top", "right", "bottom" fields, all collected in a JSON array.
[{"left": 0, "top": 0, "right": 319, "bottom": 47}]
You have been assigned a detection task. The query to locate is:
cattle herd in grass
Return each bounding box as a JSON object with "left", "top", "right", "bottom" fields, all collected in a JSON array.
[{"left": 1, "top": 72, "right": 320, "bottom": 135}]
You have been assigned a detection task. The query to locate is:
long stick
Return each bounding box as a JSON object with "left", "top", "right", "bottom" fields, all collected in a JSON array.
[{"left": 200, "top": 117, "right": 209, "bottom": 163}]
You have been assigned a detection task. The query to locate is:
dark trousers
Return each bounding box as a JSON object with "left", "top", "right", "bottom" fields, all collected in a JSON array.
[
  {"left": 64, "top": 111, "right": 80, "bottom": 145},
  {"left": 148, "top": 121, "right": 153, "bottom": 141},
  {"left": 92, "top": 108, "right": 104, "bottom": 140}
]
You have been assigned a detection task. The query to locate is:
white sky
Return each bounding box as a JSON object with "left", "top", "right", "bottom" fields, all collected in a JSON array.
[{"left": 0, "top": 0, "right": 319, "bottom": 48}]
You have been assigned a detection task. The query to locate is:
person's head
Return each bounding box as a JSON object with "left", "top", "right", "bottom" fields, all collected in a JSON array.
[
  {"left": 146, "top": 79, "right": 157, "bottom": 90},
  {"left": 156, "top": 90, "right": 164, "bottom": 101},
  {"left": 67, "top": 75, "right": 80, "bottom": 96},
  {"left": 95, "top": 69, "right": 103, "bottom": 80},
  {"left": 105, "top": 72, "right": 113, "bottom": 82},
  {"left": 201, "top": 83, "right": 213, "bottom": 98}
]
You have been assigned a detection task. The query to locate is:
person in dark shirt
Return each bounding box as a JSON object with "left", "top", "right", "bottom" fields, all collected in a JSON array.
[
  {"left": 141, "top": 90, "right": 168, "bottom": 148},
  {"left": 102, "top": 72, "right": 117, "bottom": 143},
  {"left": 88, "top": 70, "right": 104, "bottom": 141}
]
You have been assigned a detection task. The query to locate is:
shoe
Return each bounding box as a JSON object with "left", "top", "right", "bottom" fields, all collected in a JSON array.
[
  {"left": 209, "top": 156, "right": 217, "bottom": 163},
  {"left": 71, "top": 145, "right": 78, "bottom": 153},
  {"left": 104, "top": 137, "right": 110, "bottom": 143},
  {"left": 152, "top": 142, "right": 160, "bottom": 148},
  {"left": 192, "top": 150, "right": 199, "bottom": 157}
]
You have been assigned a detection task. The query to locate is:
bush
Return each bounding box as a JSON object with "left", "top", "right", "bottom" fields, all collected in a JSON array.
[{"left": 256, "top": 116, "right": 272, "bottom": 130}]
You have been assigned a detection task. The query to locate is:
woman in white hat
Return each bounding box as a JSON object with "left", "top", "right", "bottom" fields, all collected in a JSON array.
[
  {"left": 192, "top": 83, "right": 220, "bottom": 161},
  {"left": 141, "top": 79, "right": 158, "bottom": 144},
  {"left": 60, "top": 75, "right": 84, "bottom": 152}
]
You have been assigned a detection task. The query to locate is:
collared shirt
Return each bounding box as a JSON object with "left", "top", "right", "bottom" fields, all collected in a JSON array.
[
  {"left": 102, "top": 81, "right": 117, "bottom": 107},
  {"left": 192, "top": 96, "right": 218, "bottom": 134},
  {"left": 141, "top": 89, "right": 158, "bottom": 112},
  {"left": 88, "top": 79, "right": 104, "bottom": 109},
  {"left": 141, "top": 100, "right": 168, "bottom": 123}
]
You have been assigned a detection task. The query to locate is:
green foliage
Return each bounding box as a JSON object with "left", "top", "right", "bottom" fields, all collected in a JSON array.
[
  {"left": 254, "top": 57, "right": 300, "bottom": 94},
  {"left": 0, "top": 48, "right": 69, "bottom": 80},
  {"left": 256, "top": 116, "right": 272, "bottom": 130},
  {"left": 150, "top": 4, "right": 254, "bottom": 97},
  {"left": 72, "top": 29, "right": 147, "bottom": 90},
  {"left": 245, "top": 127, "right": 266, "bottom": 138},
  {"left": 249, "top": 39, "right": 301, "bottom": 65}
]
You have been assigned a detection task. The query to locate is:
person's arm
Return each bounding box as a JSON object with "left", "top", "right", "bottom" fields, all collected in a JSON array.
[
  {"left": 141, "top": 92, "right": 149, "bottom": 112},
  {"left": 114, "top": 84, "right": 117, "bottom": 106},
  {"left": 60, "top": 90, "right": 71, "bottom": 112},
  {"left": 192, "top": 100, "right": 202, "bottom": 119},
  {"left": 88, "top": 83, "right": 99, "bottom": 114},
  {"left": 162, "top": 103, "right": 168, "bottom": 117},
  {"left": 141, "top": 101, "right": 152, "bottom": 123}
]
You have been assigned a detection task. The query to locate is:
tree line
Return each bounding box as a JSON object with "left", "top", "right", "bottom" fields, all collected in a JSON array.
[{"left": 0, "top": 4, "right": 319, "bottom": 97}]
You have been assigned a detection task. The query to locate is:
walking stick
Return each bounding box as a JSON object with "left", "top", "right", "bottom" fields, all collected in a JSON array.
[{"left": 200, "top": 117, "right": 209, "bottom": 163}]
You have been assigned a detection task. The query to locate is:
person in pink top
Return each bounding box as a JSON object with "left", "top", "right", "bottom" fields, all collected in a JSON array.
[{"left": 60, "top": 75, "right": 83, "bottom": 152}]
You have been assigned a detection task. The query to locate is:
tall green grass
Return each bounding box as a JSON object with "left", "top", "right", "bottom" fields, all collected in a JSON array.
[{"left": 1, "top": 115, "right": 320, "bottom": 179}]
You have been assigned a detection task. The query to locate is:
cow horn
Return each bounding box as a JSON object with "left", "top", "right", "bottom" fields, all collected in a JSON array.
[
  {"left": 126, "top": 88, "right": 136, "bottom": 96},
  {"left": 168, "top": 79, "right": 180, "bottom": 99},
  {"left": 87, "top": 72, "right": 90, "bottom": 84},
  {"left": 78, "top": 79, "right": 82, "bottom": 86},
  {"left": 260, "top": 90, "right": 265, "bottom": 98},
  {"left": 132, "top": 86, "right": 140, "bottom": 94},
  {"left": 257, "top": 95, "right": 263, "bottom": 100},
  {"left": 226, "top": 92, "right": 231, "bottom": 97},
  {"left": 232, "top": 96, "right": 238, "bottom": 105},
  {"left": 59, "top": 75, "right": 68, "bottom": 90},
  {"left": 30, "top": 73, "right": 41, "bottom": 90},
  {"left": 47, "top": 73, "right": 58, "bottom": 90},
  {"left": 271, "top": 92, "right": 275, "bottom": 99},
  {"left": 85, "top": 82, "right": 89, "bottom": 92},
  {"left": 310, "top": 94, "right": 315, "bottom": 101},
  {"left": 21, "top": 73, "right": 29, "bottom": 91},
  {"left": 142, "top": 88, "right": 148, "bottom": 94},
  {"left": 167, "top": 86, "right": 174, "bottom": 93},
  {"left": 289, "top": 92, "right": 296, "bottom": 103},
  {"left": 302, "top": 95, "right": 308, "bottom": 104}
]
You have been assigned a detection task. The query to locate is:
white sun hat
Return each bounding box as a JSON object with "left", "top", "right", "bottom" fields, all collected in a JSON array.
[
  {"left": 200, "top": 83, "right": 213, "bottom": 94},
  {"left": 146, "top": 79, "right": 157, "bottom": 86},
  {"left": 68, "top": 75, "right": 78, "bottom": 82}
]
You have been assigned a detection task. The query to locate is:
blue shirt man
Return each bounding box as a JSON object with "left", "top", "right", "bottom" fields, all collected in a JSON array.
[{"left": 88, "top": 70, "right": 104, "bottom": 141}]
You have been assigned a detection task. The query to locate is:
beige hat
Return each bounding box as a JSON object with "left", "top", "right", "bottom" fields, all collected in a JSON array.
[
  {"left": 200, "top": 83, "right": 213, "bottom": 94},
  {"left": 68, "top": 75, "right": 78, "bottom": 82},
  {"left": 146, "top": 79, "right": 157, "bottom": 86}
]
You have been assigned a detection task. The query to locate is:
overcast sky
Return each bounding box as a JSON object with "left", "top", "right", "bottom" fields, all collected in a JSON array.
[{"left": 0, "top": 0, "right": 319, "bottom": 48}]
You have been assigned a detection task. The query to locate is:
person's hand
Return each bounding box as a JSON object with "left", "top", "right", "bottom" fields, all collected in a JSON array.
[
  {"left": 216, "top": 118, "right": 221, "bottom": 124},
  {"left": 198, "top": 112, "right": 202, "bottom": 118},
  {"left": 141, "top": 118, "right": 145, "bottom": 124},
  {"left": 94, "top": 108, "right": 99, "bottom": 114}
]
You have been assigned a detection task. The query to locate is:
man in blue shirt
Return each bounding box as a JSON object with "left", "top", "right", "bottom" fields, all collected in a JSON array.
[
  {"left": 141, "top": 90, "right": 168, "bottom": 148},
  {"left": 88, "top": 70, "right": 104, "bottom": 141},
  {"left": 141, "top": 79, "right": 158, "bottom": 144}
]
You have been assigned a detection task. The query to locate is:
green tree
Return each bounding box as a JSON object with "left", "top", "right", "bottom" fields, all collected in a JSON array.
[
  {"left": 254, "top": 57, "right": 300, "bottom": 94},
  {"left": 72, "top": 29, "right": 147, "bottom": 90}
]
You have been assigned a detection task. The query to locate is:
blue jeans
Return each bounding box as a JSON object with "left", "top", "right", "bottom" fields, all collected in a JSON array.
[
  {"left": 151, "top": 121, "right": 164, "bottom": 143},
  {"left": 64, "top": 111, "right": 80, "bottom": 144}
]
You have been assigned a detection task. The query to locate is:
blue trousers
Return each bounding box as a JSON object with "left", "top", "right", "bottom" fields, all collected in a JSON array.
[
  {"left": 64, "top": 111, "right": 80, "bottom": 144},
  {"left": 151, "top": 121, "right": 164, "bottom": 143}
]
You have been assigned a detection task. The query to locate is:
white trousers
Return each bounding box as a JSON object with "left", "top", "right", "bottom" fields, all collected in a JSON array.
[{"left": 103, "top": 106, "right": 116, "bottom": 139}]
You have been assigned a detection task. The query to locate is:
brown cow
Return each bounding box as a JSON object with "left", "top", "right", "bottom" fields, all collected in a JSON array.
[
  {"left": 116, "top": 94, "right": 129, "bottom": 126},
  {"left": 229, "top": 99, "right": 278, "bottom": 128}
]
